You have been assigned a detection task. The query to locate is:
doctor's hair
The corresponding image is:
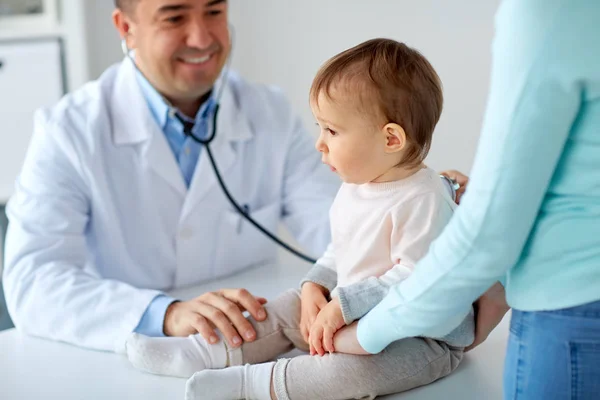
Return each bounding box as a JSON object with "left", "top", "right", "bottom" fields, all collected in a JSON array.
[
  {"left": 114, "top": 0, "right": 137, "bottom": 13},
  {"left": 310, "top": 38, "right": 443, "bottom": 167}
]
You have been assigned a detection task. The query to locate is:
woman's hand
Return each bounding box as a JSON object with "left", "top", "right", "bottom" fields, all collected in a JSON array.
[
  {"left": 440, "top": 170, "right": 469, "bottom": 204},
  {"left": 466, "top": 282, "right": 510, "bottom": 352}
]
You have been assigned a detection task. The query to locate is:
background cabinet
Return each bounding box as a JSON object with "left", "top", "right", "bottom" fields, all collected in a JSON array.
[{"left": 0, "top": 38, "right": 64, "bottom": 202}]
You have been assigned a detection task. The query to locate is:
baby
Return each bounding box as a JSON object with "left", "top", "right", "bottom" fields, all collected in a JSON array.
[{"left": 126, "top": 38, "right": 474, "bottom": 400}]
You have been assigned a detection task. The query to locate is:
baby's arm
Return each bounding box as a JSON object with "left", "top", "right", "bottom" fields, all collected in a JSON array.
[
  {"left": 299, "top": 242, "right": 337, "bottom": 293},
  {"left": 332, "top": 322, "right": 370, "bottom": 355},
  {"left": 298, "top": 243, "right": 339, "bottom": 351},
  {"left": 336, "top": 192, "right": 454, "bottom": 326}
]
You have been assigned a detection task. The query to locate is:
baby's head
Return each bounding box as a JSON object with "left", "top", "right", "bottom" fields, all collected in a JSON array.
[{"left": 310, "top": 38, "right": 443, "bottom": 184}]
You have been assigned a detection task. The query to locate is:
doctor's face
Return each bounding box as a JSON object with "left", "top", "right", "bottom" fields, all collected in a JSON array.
[{"left": 116, "top": 0, "right": 230, "bottom": 103}]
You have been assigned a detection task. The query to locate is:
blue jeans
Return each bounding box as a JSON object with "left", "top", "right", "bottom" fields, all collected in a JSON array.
[{"left": 504, "top": 300, "right": 600, "bottom": 399}]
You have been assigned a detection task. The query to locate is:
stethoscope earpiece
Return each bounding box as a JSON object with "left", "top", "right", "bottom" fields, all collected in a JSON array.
[{"left": 121, "top": 39, "right": 129, "bottom": 57}]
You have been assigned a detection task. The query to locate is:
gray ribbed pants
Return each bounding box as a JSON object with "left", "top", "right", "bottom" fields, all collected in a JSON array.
[{"left": 227, "top": 289, "right": 468, "bottom": 400}]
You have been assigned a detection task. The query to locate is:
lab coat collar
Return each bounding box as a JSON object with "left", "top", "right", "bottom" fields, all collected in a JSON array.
[
  {"left": 134, "top": 69, "right": 170, "bottom": 130},
  {"left": 111, "top": 57, "right": 253, "bottom": 206},
  {"left": 111, "top": 57, "right": 253, "bottom": 146}
]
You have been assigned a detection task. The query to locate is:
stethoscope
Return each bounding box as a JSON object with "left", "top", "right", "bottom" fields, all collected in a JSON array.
[{"left": 121, "top": 29, "right": 460, "bottom": 265}]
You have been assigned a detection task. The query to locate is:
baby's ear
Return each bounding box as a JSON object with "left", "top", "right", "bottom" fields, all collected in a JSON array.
[{"left": 383, "top": 123, "right": 407, "bottom": 153}]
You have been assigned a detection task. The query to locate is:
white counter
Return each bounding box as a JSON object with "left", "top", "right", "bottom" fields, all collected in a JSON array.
[{"left": 0, "top": 261, "right": 509, "bottom": 400}]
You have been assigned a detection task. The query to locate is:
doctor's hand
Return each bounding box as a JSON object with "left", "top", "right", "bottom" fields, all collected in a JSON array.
[
  {"left": 309, "top": 297, "right": 345, "bottom": 356},
  {"left": 163, "top": 289, "right": 268, "bottom": 348},
  {"left": 440, "top": 170, "right": 469, "bottom": 204},
  {"left": 300, "top": 282, "right": 330, "bottom": 344}
]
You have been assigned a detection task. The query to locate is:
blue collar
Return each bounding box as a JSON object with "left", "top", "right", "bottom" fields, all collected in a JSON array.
[
  {"left": 135, "top": 69, "right": 215, "bottom": 130},
  {"left": 135, "top": 70, "right": 171, "bottom": 129}
]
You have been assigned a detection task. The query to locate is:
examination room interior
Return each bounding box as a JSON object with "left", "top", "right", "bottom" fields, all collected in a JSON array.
[{"left": 0, "top": 1, "right": 511, "bottom": 399}]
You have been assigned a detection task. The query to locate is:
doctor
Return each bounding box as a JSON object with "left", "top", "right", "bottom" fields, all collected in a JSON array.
[{"left": 2, "top": 0, "right": 337, "bottom": 352}]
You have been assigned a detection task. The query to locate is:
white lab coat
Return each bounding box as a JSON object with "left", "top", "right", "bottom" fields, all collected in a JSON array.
[{"left": 2, "top": 58, "right": 337, "bottom": 352}]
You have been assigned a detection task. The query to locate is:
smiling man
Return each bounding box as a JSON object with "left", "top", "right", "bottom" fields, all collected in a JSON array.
[
  {"left": 114, "top": 0, "right": 231, "bottom": 116},
  {"left": 3, "top": 0, "right": 336, "bottom": 352}
]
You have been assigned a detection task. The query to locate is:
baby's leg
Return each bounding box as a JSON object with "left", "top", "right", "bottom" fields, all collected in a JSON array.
[
  {"left": 233, "top": 288, "right": 308, "bottom": 365},
  {"left": 186, "top": 336, "right": 464, "bottom": 400},
  {"left": 272, "top": 337, "right": 464, "bottom": 400},
  {"left": 126, "top": 289, "right": 306, "bottom": 378}
]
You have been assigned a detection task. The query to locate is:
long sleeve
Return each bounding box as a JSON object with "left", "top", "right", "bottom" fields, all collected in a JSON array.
[
  {"left": 3, "top": 111, "right": 166, "bottom": 352},
  {"left": 299, "top": 243, "right": 338, "bottom": 292},
  {"left": 357, "top": 0, "right": 584, "bottom": 354},
  {"left": 134, "top": 295, "right": 178, "bottom": 337},
  {"left": 337, "top": 193, "right": 454, "bottom": 324}
]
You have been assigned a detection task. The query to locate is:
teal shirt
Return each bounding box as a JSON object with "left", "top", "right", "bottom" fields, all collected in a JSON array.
[{"left": 358, "top": 0, "right": 600, "bottom": 354}]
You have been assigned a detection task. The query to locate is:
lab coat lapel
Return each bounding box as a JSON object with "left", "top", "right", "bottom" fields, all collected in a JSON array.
[
  {"left": 181, "top": 83, "right": 252, "bottom": 220},
  {"left": 111, "top": 58, "right": 187, "bottom": 198},
  {"left": 145, "top": 125, "right": 187, "bottom": 197}
]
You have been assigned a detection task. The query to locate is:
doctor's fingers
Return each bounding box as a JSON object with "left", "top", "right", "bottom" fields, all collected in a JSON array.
[
  {"left": 217, "top": 288, "right": 268, "bottom": 322},
  {"left": 196, "top": 293, "right": 257, "bottom": 346},
  {"left": 190, "top": 303, "right": 245, "bottom": 348},
  {"left": 188, "top": 314, "right": 222, "bottom": 346}
]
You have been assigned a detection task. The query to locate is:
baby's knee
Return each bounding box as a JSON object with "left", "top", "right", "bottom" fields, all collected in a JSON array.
[
  {"left": 263, "top": 288, "right": 302, "bottom": 321},
  {"left": 271, "top": 288, "right": 301, "bottom": 308}
]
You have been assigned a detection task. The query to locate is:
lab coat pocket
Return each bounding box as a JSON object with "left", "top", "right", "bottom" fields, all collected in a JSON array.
[{"left": 213, "top": 202, "right": 281, "bottom": 278}]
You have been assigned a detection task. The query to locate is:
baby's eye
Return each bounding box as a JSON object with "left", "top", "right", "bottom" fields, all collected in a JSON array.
[{"left": 326, "top": 128, "right": 337, "bottom": 136}]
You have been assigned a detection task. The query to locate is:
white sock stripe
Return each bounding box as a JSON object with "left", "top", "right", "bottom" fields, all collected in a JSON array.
[
  {"left": 227, "top": 345, "right": 244, "bottom": 366},
  {"left": 273, "top": 359, "right": 292, "bottom": 400}
]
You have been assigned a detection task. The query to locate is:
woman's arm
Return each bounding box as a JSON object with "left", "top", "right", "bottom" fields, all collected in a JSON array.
[{"left": 357, "top": 0, "right": 585, "bottom": 354}]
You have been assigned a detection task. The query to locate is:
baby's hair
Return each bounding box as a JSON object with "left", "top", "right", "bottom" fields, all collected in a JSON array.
[{"left": 310, "top": 38, "right": 443, "bottom": 166}]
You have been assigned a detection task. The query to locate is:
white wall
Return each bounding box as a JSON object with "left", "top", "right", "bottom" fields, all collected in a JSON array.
[
  {"left": 85, "top": 0, "right": 500, "bottom": 174},
  {"left": 84, "top": 0, "right": 122, "bottom": 80},
  {"left": 61, "top": 0, "right": 91, "bottom": 91},
  {"left": 228, "top": 0, "right": 500, "bottom": 174}
]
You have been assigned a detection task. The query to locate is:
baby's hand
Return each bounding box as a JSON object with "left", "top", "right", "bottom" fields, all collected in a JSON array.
[
  {"left": 309, "top": 297, "right": 345, "bottom": 356},
  {"left": 300, "top": 283, "right": 329, "bottom": 345}
]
